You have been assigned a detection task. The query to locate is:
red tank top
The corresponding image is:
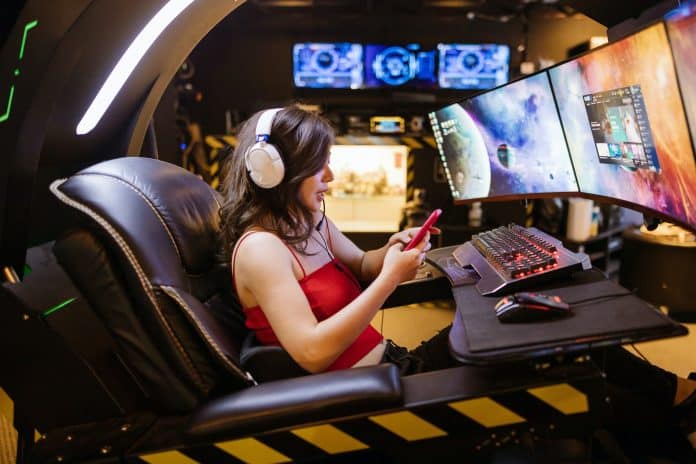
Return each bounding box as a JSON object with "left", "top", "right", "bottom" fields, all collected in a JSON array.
[{"left": 232, "top": 229, "right": 383, "bottom": 371}]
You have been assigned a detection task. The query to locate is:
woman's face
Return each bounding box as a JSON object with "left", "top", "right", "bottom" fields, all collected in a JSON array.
[{"left": 298, "top": 158, "right": 334, "bottom": 213}]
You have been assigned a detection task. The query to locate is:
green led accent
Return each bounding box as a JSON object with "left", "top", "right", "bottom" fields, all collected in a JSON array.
[
  {"left": 0, "top": 86, "right": 15, "bottom": 123},
  {"left": 23, "top": 264, "right": 32, "bottom": 276},
  {"left": 42, "top": 297, "right": 77, "bottom": 318},
  {"left": 14, "top": 69, "right": 19, "bottom": 76},
  {"left": 19, "top": 20, "right": 38, "bottom": 60}
]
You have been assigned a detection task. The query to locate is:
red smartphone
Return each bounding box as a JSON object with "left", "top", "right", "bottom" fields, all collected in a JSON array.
[{"left": 404, "top": 208, "right": 442, "bottom": 251}]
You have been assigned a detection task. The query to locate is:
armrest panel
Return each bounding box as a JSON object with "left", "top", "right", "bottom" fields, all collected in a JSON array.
[{"left": 188, "top": 363, "right": 402, "bottom": 440}]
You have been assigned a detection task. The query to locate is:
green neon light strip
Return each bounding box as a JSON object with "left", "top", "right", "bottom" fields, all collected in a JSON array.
[
  {"left": 19, "top": 20, "right": 38, "bottom": 60},
  {"left": 42, "top": 297, "right": 77, "bottom": 318},
  {"left": 0, "top": 86, "right": 15, "bottom": 123}
]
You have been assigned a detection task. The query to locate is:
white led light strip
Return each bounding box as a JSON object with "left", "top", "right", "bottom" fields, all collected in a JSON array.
[{"left": 76, "top": 0, "right": 196, "bottom": 135}]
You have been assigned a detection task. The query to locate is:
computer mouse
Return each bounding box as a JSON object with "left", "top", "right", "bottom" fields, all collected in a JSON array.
[{"left": 495, "top": 292, "right": 571, "bottom": 323}]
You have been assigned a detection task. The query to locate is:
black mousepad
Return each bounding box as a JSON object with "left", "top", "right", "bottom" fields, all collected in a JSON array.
[{"left": 450, "top": 269, "right": 685, "bottom": 362}]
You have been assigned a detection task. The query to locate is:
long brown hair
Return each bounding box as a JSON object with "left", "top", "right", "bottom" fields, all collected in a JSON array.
[{"left": 218, "top": 105, "right": 334, "bottom": 264}]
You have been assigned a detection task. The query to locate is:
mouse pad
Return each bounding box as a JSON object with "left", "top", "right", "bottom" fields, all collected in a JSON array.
[{"left": 452, "top": 270, "right": 684, "bottom": 358}]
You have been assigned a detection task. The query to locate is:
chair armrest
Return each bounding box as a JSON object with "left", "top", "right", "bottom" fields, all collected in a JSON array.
[
  {"left": 188, "top": 363, "right": 402, "bottom": 440},
  {"left": 239, "top": 332, "right": 309, "bottom": 382}
]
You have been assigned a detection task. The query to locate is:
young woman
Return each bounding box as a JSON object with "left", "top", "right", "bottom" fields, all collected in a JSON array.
[{"left": 219, "top": 105, "right": 696, "bottom": 447}]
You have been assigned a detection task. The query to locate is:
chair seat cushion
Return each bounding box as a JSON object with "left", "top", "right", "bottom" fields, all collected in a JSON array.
[{"left": 188, "top": 363, "right": 402, "bottom": 440}]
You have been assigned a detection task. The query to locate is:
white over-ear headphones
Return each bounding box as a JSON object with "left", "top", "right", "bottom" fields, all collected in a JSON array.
[{"left": 245, "top": 108, "right": 285, "bottom": 188}]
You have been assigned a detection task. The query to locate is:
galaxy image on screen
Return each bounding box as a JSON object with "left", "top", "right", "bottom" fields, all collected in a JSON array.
[
  {"left": 549, "top": 22, "right": 696, "bottom": 229},
  {"left": 666, "top": 1, "right": 696, "bottom": 154},
  {"left": 429, "top": 72, "right": 578, "bottom": 201}
]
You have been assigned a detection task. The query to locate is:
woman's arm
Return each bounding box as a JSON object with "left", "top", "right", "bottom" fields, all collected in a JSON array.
[
  {"left": 328, "top": 218, "right": 436, "bottom": 281},
  {"left": 236, "top": 231, "right": 424, "bottom": 373}
]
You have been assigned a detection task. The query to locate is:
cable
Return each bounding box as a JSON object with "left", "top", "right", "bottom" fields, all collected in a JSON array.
[
  {"left": 630, "top": 343, "right": 651, "bottom": 364},
  {"left": 316, "top": 199, "right": 326, "bottom": 231},
  {"left": 567, "top": 290, "right": 635, "bottom": 307}
]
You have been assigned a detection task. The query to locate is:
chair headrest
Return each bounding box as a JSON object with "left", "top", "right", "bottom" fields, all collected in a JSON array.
[{"left": 51, "top": 157, "right": 222, "bottom": 283}]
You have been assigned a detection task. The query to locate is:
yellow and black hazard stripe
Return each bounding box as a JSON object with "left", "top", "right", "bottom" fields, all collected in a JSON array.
[
  {"left": 1, "top": 387, "right": 17, "bottom": 464},
  {"left": 133, "top": 382, "right": 591, "bottom": 463},
  {"left": 200, "top": 135, "right": 237, "bottom": 191},
  {"left": 1, "top": 387, "right": 45, "bottom": 463}
]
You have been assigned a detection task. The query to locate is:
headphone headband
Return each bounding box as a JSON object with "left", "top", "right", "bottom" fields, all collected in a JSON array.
[{"left": 255, "top": 108, "right": 283, "bottom": 142}]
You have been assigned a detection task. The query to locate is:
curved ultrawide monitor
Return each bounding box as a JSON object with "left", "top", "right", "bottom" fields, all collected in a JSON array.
[
  {"left": 430, "top": 18, "right": 696, "bottom": 232},
  {"left": 428, "top": 72, "right": 578, "bottom": 202},
  {"left": 549, "top": 22, "right": 696, "bottom": 231}
]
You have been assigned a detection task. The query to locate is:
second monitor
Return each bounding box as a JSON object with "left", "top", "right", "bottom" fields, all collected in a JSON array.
[{"left": 429, "top": 72, "right": 578, "bottom": 202}]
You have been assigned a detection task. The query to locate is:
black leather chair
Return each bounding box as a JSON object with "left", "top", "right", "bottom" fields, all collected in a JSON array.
[
  {"left": 9, "top": 157, "right": 402, "bottom": 463},
  {"left": 3, "top": 157, "right": 608, "bottom": 463}
]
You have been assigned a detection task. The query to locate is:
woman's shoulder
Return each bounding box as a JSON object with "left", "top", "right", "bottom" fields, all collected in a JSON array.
[{"left": 237, "top": 229, "right": 286, "bottom": 251}]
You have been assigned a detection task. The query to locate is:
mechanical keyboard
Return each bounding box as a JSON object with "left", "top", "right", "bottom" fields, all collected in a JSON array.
[{"left": 427, "top": 224, "right": 591, "bottom": 296}]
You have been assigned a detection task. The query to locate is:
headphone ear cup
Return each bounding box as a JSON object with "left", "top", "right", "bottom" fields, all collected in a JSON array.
[{"left": 245, "top": 142, "right": 285, "bottom": 188}]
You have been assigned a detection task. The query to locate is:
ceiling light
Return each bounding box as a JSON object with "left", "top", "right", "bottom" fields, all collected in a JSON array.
[{"left": 76, "top": 0, "right": 196, "bottom": 135}]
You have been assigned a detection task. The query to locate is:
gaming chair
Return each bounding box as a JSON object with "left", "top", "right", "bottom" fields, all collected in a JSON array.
[{"left": 3, "top": 157, "right": 401, "bottom": 463}]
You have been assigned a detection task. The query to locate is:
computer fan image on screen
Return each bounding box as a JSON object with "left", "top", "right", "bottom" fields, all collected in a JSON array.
[
  {"left": 293, "top": 43, "right": 364, "bottom": 88},
  {"left": 437, "top": 43, "right": 510, "bottom": 90},
  {"left": 364, "top": 44, "right": 437, "bottom": 88}
]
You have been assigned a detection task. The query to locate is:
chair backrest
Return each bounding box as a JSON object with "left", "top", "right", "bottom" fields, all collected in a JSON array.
[{"left": 50, "top": 157, "right": 252, "bottom": 413}]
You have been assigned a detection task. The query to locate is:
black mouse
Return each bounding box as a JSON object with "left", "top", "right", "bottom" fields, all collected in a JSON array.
[{"left": 495, "top": 292, "right": 571, "bottom": 323}]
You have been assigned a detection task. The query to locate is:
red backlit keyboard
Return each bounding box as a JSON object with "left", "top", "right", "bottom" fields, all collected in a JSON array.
[{"left": 429, "top": 224, "right": 591, "bottom": 296}]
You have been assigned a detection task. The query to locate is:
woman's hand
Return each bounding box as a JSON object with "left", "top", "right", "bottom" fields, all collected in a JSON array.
[
  {"left": 380, "top": 240, "right": 427, "bottom": 286},
  {"left": 388, "top": 226, "right": 441, "bottom": 252}
]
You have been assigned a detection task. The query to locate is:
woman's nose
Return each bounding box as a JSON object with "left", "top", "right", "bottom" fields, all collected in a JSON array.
[{"left": 323, "top": 165, "right": 334, "bottom": 182}]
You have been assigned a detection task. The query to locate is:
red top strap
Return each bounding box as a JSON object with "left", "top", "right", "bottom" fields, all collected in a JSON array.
[{"left": 231, "top": 231, "right": 307, "bottom": 294}]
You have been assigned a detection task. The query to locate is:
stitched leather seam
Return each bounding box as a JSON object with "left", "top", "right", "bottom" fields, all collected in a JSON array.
[
  {"left": 160, "top": 285, "right": 253, "bottom": 383},
  {"left": 71, "top": 172, "right": 182, "bottom": 263},
  {"left": 50, "top": 179, "right": 206, "bottom": 391}
]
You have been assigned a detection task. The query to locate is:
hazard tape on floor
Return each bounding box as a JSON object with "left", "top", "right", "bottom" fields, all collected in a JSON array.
[{"left": 133, "top": 382, "right": 589, "bottom": 463}]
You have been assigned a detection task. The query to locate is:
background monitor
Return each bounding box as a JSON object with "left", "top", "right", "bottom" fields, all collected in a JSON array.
[
  {"left": 428, "top": 72, "right": 578, "bottom": 202},
  {"left": 665, "top": 2, "right": 696, "bottom": 155},
  {"left": 437, "top": 43, "right": 510, "bottom": 90},
  {"left": 548, "top": 22, "right": 696, "bottom": 231},
  {"left": 364, "top": 44, "right": 436, "bottom": 88},
  {"left": 293, "top": 42, "right": 363, "bottom": 88}
]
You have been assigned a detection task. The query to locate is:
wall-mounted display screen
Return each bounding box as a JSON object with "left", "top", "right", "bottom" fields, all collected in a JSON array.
[
  {"left": 293, "top": 42, "right": 363, "bottom": 88},
  {"left": 549, "top": 22, "right": 696, "bottom": 230},
  {"left": 429, "top": 72, "right": 578, "bottom": 201},
  {"left": 364, "top": 44, "right": 437, "bottom": 88},
  {"left": 437, "top": 43, "right": 510, "bottom": 90}
]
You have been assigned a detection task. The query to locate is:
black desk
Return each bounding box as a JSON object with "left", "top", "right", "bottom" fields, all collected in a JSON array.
[{"left": 448, "top": 269, "right": 687, "bottom": 365}]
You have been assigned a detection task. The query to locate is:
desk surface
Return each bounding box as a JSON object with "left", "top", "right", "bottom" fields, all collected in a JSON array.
[{"left": 448, "top": 269, "right": 687, "bottom": 365}]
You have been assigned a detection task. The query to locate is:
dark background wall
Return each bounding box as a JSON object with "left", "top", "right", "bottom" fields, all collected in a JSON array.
[{"left": 170, "top": 2, "right": 606, "bottom": 135}]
